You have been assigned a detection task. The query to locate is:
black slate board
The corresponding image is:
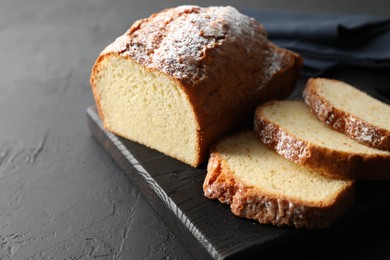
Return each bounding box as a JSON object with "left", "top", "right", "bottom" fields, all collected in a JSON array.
[{"left": 86, "top": 106, "right": 390, "bottom": 260}]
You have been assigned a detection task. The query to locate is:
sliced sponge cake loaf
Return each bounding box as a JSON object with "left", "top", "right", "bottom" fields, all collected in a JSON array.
[
  {"left": 254, "top": 100, "right": 390, "bottom": 180},
  {"left": 203, "top": 131, "right": 354, "bottom": 229},
  {"left": 303, "top": 78, "right": 390, "bottom": 151}
]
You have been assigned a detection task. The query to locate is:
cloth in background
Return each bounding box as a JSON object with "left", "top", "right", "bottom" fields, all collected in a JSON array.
[{"left": 242, "top": 10, "right": 390, "bottom": 76}]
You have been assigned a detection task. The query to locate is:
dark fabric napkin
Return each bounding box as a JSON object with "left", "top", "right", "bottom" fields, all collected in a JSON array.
[{"left": 242, "top": 10, "right": 390, "bottom": 76}]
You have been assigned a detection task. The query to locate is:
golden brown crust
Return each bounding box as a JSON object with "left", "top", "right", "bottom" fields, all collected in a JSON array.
[
  {"left": 203, "top": 150, "right": 355, "bottom": 229},
  {"left": 254, "top": 101, "right": 390, "bottom": 180},
  {"left": 303, "top": 78, "right": 390, "bottom": 151},
  {"left": 90, "top": 54, "right": 106, "bottom": 125}
]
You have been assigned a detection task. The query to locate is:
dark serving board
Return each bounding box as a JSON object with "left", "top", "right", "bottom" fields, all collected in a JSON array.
[{"left": 87, "top": 105, "right": 390, "bottom": 260}]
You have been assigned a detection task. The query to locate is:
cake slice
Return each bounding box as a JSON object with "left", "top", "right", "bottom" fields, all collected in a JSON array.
[
  {"left": 203, "top": 131, "right": 354, "bottom": 229},
  {"left": 303, "top": 78, "right": 390, "bottom": 151},
  {"left": 254, "top": 100, "right": 390, "bottom": 180}
]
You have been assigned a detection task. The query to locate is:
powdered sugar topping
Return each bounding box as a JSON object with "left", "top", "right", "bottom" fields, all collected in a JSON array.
[{"left": 104, "top": 5, "right": 268, "bottom": 86}]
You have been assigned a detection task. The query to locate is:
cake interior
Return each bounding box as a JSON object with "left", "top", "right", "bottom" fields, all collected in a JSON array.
[
  {"left": 315, "top": 79, "right": 390, "bottom": 129},
  {"left": 92, "top": 55, "right": 200, "bottom": 166},
  {"left": 218, "top": 132, "right": 352, "bottom": 206}
]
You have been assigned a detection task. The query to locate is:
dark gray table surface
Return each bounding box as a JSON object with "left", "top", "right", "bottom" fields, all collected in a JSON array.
[{"left": 1, "top": 0, "right": 390, "bottom": 259}]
